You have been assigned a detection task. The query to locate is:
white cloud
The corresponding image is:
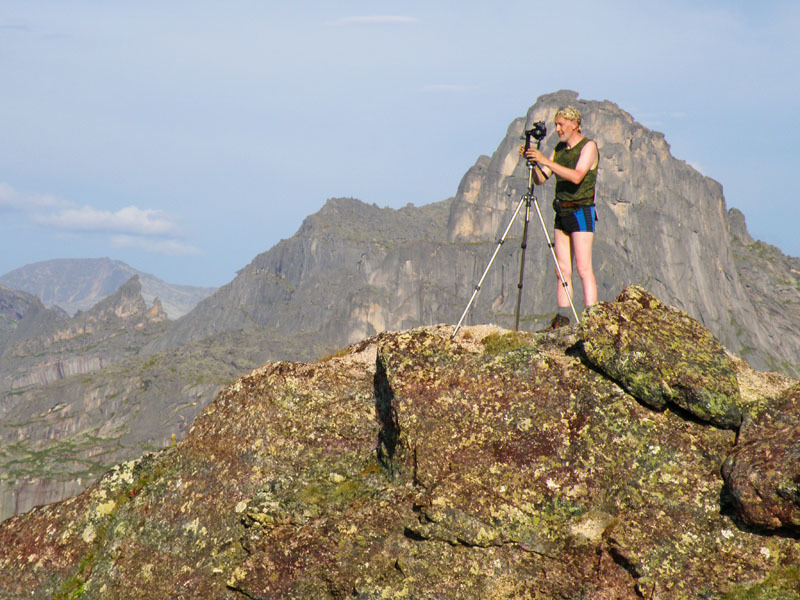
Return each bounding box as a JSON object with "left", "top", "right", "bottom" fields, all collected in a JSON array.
[
  {"left": 331, "top": 16, "right": 417, "bottom": 25},
  {"left": 111, "top": 235, "right": 201, "bottom": 257},
  {"left": 0, "top": 182, "right": 69, "bottom": 211},
  {"left": 2, "top": 181, "right": 198, "bottom": 260},
  {"left": 35, "top": 205, "right": 178, "bottom": 236}
]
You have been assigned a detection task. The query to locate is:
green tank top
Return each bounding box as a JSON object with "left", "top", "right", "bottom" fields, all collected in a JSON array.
[{"left": 553, "top": 137, "right": 597, "bottom": 214}]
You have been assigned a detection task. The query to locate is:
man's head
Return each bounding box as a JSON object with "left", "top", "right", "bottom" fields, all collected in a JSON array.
[
  {"left": 554, "top": 105, "right": 582, "bottom": 130},
  {"left": 554, "top": 105, "right": 583, "bottom": 144}
]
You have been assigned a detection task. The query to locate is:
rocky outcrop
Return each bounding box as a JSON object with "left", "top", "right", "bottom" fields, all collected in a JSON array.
[
  {"left": 1, "top": 287, "right": 797, "bottom": 599},
  {"left": 722, "top": 384, "right": 800, "bottom": 531},
  {"left": 0, "top": 286, "right": 68, "bottom": 352},
  {"left": 726, "top": 208, "right": 800, "bottom": 372}
]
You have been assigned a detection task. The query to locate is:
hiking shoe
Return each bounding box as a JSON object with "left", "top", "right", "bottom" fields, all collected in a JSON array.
[{"left": 538, "top": 314, "right": 570, "bottom": 332}]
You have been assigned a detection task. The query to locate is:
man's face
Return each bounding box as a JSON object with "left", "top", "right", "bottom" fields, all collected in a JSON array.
[{"left": 555, "top": 116, "right": 579, "bottom": 142}]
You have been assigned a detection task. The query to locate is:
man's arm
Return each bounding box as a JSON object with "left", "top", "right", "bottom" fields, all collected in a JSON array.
[
  {"left": 538, "top": 141, "right": 598, "bottom": 184},
  {"left": 532, "top": 152, "right": 554, "bottom": 184}
]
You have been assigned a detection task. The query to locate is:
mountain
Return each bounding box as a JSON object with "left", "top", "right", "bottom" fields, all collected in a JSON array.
[
  {"left": 0, "top": 276, "right": 172, "bottom": 392},
  {"left": 150, "top": 90, "right": 800, "bottom": 376},
  {"left": 0, "top": 284, "right": 68, "bottom": 351},
  {"left": 1, "top": 287, "right": 798, "bottom": 599},
  {"left": 2, "top": 89, "right": 800, "bottom": 523},
  {"left": 0, "top": 257, "right": 216, "bottom": 319},
  {"left": 148, "top": 198, "right": 455, "bottom": 356}
]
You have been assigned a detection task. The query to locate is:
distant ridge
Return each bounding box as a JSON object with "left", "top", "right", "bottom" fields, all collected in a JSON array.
[{"left": 0, "top": 258, "right": 216, "bottom": 319}]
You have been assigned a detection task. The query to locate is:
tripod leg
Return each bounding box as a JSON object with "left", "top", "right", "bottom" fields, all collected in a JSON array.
[
  {"left": 451, "top": 195, "right": 527, "bottom": 339},
  {"left": 514, "top": 197, "right": 532, "bottom": 331}
]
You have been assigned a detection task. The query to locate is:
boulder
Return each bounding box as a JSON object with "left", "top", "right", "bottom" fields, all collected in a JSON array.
[
  {"left": 581, "top": 285, "right": 743, "bottom": 429},
  {"left": 722, "top": 384, "right": 800, "bottom": 531}
]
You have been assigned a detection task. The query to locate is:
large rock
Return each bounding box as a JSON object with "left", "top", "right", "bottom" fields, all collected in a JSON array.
[
  {"left": 722, "top": 384, "right": 800, "bottom": 531},
  {"left": 1, "top": 291, "right": 798, "bottom": 599},
  {"left": 581, "top": 285, "right": 743, "bottom": 429}
]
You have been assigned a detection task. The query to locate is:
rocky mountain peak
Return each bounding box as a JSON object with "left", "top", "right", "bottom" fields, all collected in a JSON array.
[
  {"left": 81, "top": 275, "right": 148, "bottom": 322},
  {"left": 144, "top": 91, "right": 800, "bottom": 379},
  {"left": 727, "top": 207, "right": 755, "bottom": 245},
  {"left": 145, "top": 297, "right": 168, "bottom": 323}
]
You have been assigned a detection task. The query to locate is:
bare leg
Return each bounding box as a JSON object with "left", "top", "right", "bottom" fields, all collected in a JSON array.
[
  {"left": 553, "top": 228, "right": 573, "bottom": 307},
  {"left": 571, "top": 231, "right": 597, "bottom": 306}
]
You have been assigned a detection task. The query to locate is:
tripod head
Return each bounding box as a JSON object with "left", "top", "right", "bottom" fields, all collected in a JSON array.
[
  {"left": 523, "top": 121, "right": 547, "bottom": 167},
  {"left": 523, "top": 121, "right": 546, "bottom": 151}
]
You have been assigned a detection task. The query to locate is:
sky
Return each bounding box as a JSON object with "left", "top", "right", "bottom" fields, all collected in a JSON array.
[{"left": 1, "top": 1, "right": 799, "bottom": 288}]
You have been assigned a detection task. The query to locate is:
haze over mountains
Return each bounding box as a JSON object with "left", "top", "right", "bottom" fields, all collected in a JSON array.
[
  {"left": 1, "top": 90, "right": 799, "bottom": 522},
  {"left": 0, "top": 257, "right": 216, "bottom": 319}
]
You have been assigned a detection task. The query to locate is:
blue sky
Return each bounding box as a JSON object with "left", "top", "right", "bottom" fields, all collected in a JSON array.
[{"left": 1, "top": 1, "right": 798, "bottom": 287}]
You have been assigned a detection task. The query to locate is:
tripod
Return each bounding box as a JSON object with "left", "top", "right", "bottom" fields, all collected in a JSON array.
[{"left": 451, "top": 135, "right": 580, "bottom": 339}]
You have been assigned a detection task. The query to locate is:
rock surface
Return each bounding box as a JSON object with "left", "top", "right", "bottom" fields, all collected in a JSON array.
[
  {"left": 722, "top": 384, "right": 800, "bottom": 531},
  {"left": 581, "top": 285, "right": 742, "bottom": 429},
  {"left": 1, "top": 287, "right": 798, "bottom": 600}
]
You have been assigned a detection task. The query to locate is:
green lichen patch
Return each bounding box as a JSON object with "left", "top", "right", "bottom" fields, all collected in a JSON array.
[
  {"left": 479, "top": 330, "right": 535, "bottom": 355},
  {"left": 581, "top": 285, "right": 743, "bottom": 429}
]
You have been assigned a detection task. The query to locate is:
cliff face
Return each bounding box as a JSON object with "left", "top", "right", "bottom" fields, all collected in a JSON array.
[
  {"left": 1, "top": 287, "right": 797, "bottom": 600},
  {"left": 0, "top": 279, "right": 320, "bottom": 522},
  {"left": 0, "top": 285, "right": 68, "bottom": 351},
  {"left": 0, "top": 276, "right": 202, "bottom": 521},
  {"left": 149, "top": 198, "right": 458, "bottom": 354},
  {"left": 149, "top": 91, "right": 800, "bottom": 375}
]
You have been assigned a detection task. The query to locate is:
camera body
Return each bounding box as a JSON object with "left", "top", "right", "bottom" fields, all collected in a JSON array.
[{"left": 523, "top": 121, "right": 547, "bottom": 152}]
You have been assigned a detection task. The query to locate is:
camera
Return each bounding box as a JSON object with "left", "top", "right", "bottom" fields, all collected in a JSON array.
[{"left": 523, "top": 121, "right": 547, "bottom": 152}]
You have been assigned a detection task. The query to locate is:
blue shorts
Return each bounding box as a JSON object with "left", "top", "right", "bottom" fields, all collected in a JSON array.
[{"left": 554, "top": 206, "right": 596, "bottom": 234}]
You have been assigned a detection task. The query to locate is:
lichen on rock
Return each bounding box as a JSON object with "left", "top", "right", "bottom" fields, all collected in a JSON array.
[
  {"left": 581, "top": 285, "right": 743, "bottom": 429},
  {"left": 0, "top": 291, "right": 798, "bottom": 599}
]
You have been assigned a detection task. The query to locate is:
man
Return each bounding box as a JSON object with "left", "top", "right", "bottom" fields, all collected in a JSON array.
[{"left": 520, "top": 105, "right": 599, "bottom": 330}]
